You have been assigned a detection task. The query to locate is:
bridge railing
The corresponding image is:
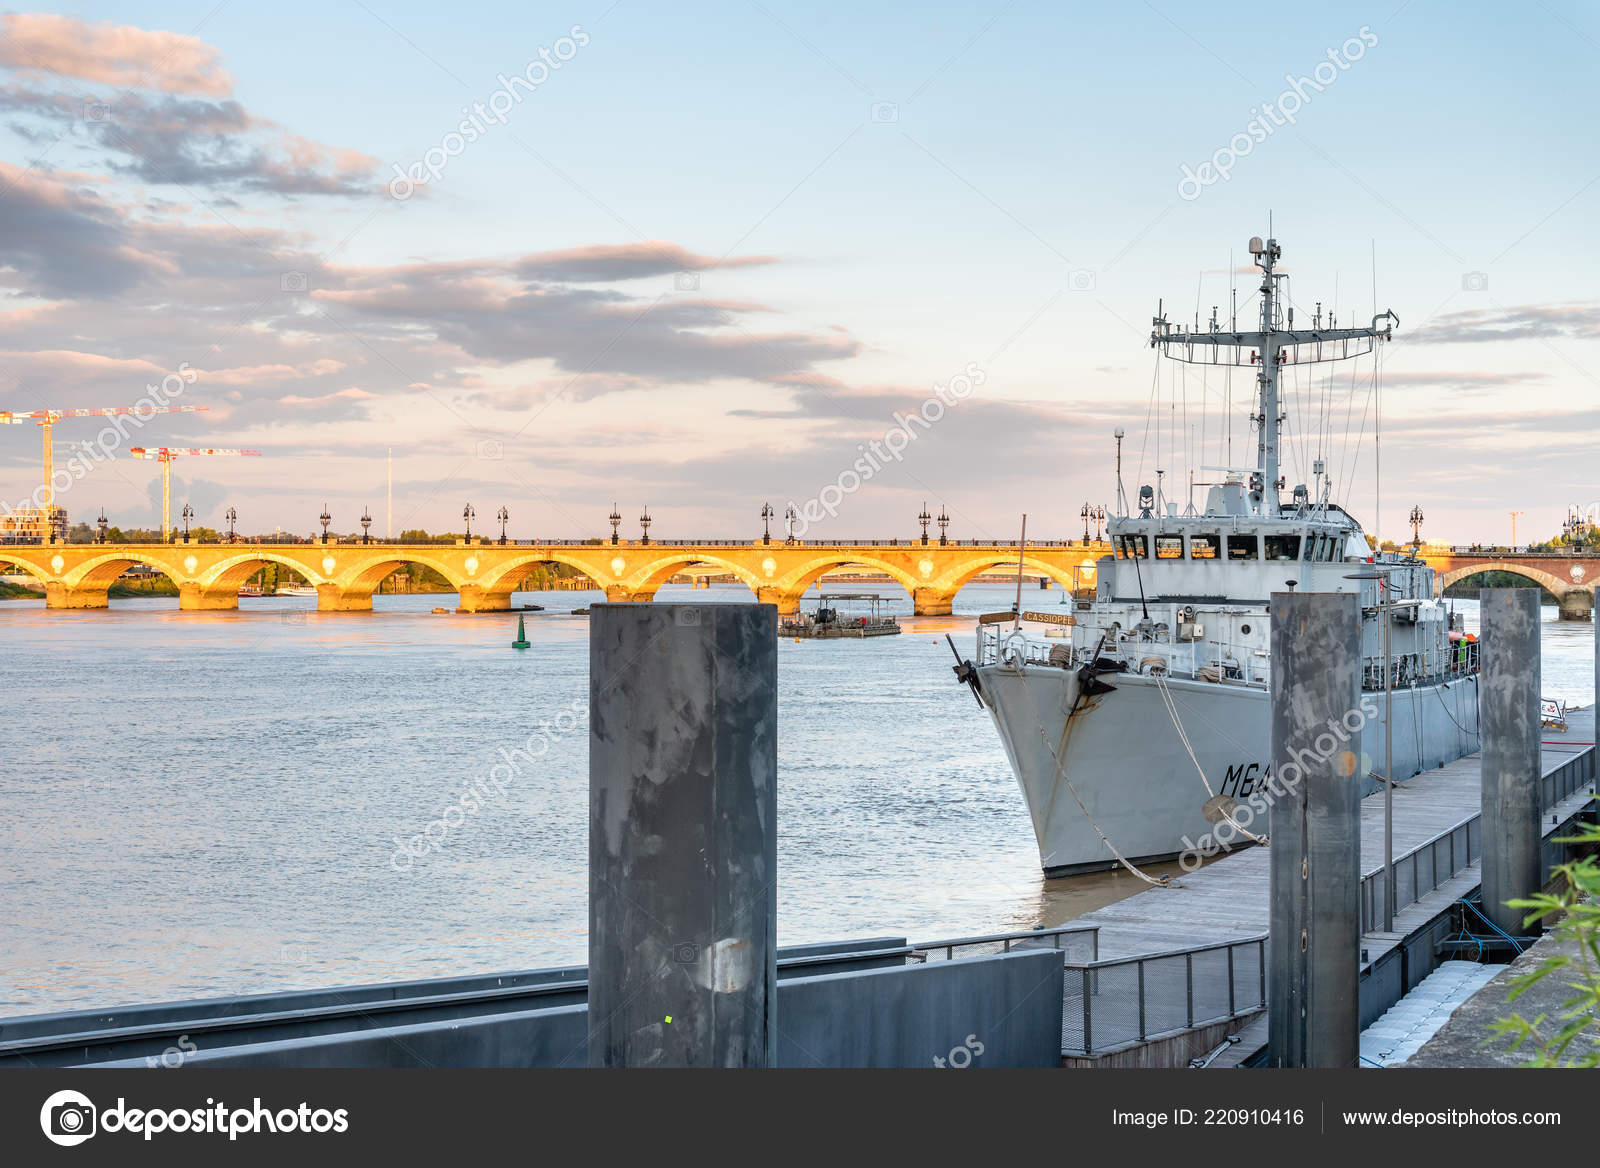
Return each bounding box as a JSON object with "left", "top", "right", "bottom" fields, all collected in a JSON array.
[{"left": 6, "top": 536, "right": 1106, "bottom": 549}]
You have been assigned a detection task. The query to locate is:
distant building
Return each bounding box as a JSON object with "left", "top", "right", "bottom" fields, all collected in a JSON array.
[{"left": 0, "top": 505, "right": 66, "bottom": 543}]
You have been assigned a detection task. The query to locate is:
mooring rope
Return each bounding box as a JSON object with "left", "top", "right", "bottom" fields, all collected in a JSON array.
[
  {"left": 1009, "top": 658, "right": 1174, "bottom": 888},
  {"left": 1152, "top": 670, "right": 1268, "bottom": 846}
]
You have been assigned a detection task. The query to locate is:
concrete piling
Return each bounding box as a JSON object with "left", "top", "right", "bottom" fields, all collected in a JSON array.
[
  {"left": 1267, "top": 591, "right": 1362, "bottom": 1069},
  {"left": 1478, "top": 587, "right": 1543, "bottom": 937},
  {"left": 587, "top": 603, "right": 778, "bottom": 1067}
]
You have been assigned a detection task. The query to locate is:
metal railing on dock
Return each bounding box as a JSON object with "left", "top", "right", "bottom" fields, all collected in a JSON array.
[
  {"left": 907, "top": 924, "right": 1099, "bottom": 964},
  {"left": 1358, "top": 747, "right": 1596, "bottom": 933},
  {"left": 1061, "top": 935, "right": 1267, "bottom": 1056}
]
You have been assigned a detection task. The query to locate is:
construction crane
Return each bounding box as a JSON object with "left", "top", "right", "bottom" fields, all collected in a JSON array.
[
  {"left": 130, "top": 447, "right": 262, "bottom": 541},
  {"left": 0, "top": 406, "right": 209, "bottom": 517}
]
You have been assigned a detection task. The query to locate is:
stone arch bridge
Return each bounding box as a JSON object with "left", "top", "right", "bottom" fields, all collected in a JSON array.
[
  {"left": 1, "top": 540, "right": 1108, "bottom": 615},
  {"left": 1418, "top": 548, "right": 1600, "bottom": 620}
]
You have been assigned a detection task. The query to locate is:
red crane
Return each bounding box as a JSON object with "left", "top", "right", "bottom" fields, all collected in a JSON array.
[
  {"left": 130, "top": 447, "right": 262, "bottom": 541},
  {"left": 1, "top": 405, "right": 208, "bottom": 537}
]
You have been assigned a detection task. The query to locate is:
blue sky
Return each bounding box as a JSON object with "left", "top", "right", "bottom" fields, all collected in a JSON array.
[{"left": 1, "top": 1, "right": 1597, "bottom": 544}]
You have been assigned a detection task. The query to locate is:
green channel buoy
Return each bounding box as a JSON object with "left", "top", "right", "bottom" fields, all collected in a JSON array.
[{"left": 511, "top": 613, "right": 531, "bottom": 649}]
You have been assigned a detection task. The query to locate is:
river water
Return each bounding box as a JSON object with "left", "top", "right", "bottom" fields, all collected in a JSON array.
[{"left": 0, "top": 583, "right": 1592, "bottom": 1014}]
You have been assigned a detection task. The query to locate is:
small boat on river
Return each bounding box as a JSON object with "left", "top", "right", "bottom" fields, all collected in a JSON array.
[{"left": 780, "top": 593, "right": 901, "bottom": 639}]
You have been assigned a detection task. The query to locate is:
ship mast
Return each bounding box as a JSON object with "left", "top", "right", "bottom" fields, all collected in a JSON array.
[{"left": 1150, "top": 235, "right": 1397, "bottom": 518}]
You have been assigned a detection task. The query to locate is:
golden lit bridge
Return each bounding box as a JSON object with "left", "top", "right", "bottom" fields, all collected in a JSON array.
[{"left": 1, "top": 539, "right": 1109, "bottom": 615}]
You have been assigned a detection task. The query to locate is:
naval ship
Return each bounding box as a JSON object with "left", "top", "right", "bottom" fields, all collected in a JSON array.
[{"left": 954, "top": 234, "right": 1482, "bottom": 876}]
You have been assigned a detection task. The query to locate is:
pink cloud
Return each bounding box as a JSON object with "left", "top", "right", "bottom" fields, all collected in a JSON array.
[
  {"left": 279, "top": 386, "right": 378, "bottom": 408},
  {"left": 0, "top": 14, "right": 233, "bottom": 96},
  {"left": 199, "top": 359, "right": 346, "bottom": 386}
]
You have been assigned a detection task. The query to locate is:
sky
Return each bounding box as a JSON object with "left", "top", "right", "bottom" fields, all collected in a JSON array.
[{"left": 0, "top": 1, "right": 1597, "bottom": 545}]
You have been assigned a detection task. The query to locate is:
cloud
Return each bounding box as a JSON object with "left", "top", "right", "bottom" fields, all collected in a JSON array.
[
  {"left": 514, "top": 241, "right": 779, "bottom": 283},
  {"left": 279, "top": 386, "right": 378, "bottom": 408},
  {"left": 312, "top": 258, "right": 860, "bottom": 386},
  {"left": 0, "top": 163, "right": 168, "bottom": 296},
  {"left": 0, "top": 86, "right": 379, "bottom": 196},
  {"left": 1408, "top": 303, "right": 1600, "bottom": 344},
  {"left": 0, "top": 14, "right": 233, "bottom": 96},
  {"left": 461, "top": 372, "right": 656, "bottom": 408},
  {"left": 200, "top": 359, "right": 346, "bottom": 386},
  {"left": 0, "top": 348, "right": 169, "bottom": 388},
  {"left": 1378, "top": 369, "right": 1551, "bottom": 394}
]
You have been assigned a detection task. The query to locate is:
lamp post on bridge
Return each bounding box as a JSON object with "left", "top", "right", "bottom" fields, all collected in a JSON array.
[
  {"left": 497, "top": 506, "right": 509, "bottom": 545},
  {"left": 319, "top": 504, "right": 331, "bottom": 544},
  {"left": 180, "top": 503, "right": 194, "bottom": 544},
  {"left": 463, "top": 503, "right": 475, "bottom": 543},
  {"left": 360, "top": 508, "right": 372, "bottom": 545},
  {"left": 1408, "top": 505, "right": 1424, "bottom": 553},
  {"left": 96, "top": 508, "right": 108, "bottom": 544},
  {"left": 639, "top": 507, "right": 652, "bottom": 545},
  {"left": 938, "top": 506, "right": 949, "bottom": 546},
  {"left": 609, "top": 504, "right": 621, "bottom": 545},
  {"left": 1093, "top": 504, "right": 1105, "bottom": 541},
  {"left": 226, "top": 506, "right": 237, "bottom": 543},
  {"left": 761, "top": 502, "right": 773, "bottom": 546},
  {"left": 785, "top": 504, "right": 797, "bottom": 545},
  {"left": 1081, "top": 502, "right": 1092, "bottom": 542},
  {"left": 918, "top": 502, "right": 931, "bottom": 545}
]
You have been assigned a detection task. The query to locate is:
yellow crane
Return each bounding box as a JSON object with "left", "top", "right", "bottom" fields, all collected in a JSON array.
[
  {"left": 1, "top": 405, "right": 209, "bottom": 532},
  {"left": 129, "top": 447, "right": 262, "bottom": 541}
]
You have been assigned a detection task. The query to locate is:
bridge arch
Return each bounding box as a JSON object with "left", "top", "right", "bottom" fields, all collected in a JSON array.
[
  {"left": 195, "top": 550, "right": 331, "bottom": 592},
  {"left": 935, "top": 553, "right": 1090, "bottom": 595},
  {"left": 64, "top": 551, "right": 187, "bottom": 592},
  {"left": 0, "top": 553, "right": 51, "bottom": 586},
  {"left": 775, "top": 553, "right": 921, "bottom": 599},
  {"left": 1437, "top": 562, "right": 1567, "bottom": 597},
  {"left": 474, "top": 550, "right": 609, "bottom": 594},
  {"left": 631, "top": 552, "right": 766, "bottom": 598},
  {"left": 341, "top": 552, "right": 471, "bottom": 596}
]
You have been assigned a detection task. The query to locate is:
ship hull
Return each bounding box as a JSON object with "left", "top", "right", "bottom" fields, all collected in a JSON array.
[{"left": 977, "top": 664, "right": 1481, "bottom": 876}]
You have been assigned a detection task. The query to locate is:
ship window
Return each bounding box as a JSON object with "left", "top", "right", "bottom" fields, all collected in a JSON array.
[
  {"left": 1190, "top": 533, "right": 1219, "bottom": 560},
  {"left": 1227, "top": 534, "right": 1259, "bottom": 560},
  {"left": 1265, "top": 535, "right": 1300, "bottom": 561},
  {"left": 1155, "top": 535, "right": 1184, "bottom": 559},
  {"left": 1117, "top": 534, "right": 1148, "bottom": 559}
]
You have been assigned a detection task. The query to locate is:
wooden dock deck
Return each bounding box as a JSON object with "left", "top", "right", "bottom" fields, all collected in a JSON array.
[{"left": 1075, "top": 707, "right": 1597, "bottom": 962}]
